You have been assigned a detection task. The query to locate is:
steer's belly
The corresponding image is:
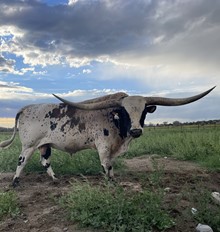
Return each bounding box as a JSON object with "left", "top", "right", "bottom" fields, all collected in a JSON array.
[{"left": 36, "top": 133, "right": 96, "bottom": 154}]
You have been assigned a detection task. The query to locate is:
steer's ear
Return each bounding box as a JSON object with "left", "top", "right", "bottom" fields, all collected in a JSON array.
[{"left": 146, "top": 105, "right": 156, "bottom": 113}]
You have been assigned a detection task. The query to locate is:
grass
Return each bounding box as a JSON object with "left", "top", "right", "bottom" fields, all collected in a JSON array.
[
  {"left": 60, "top": 180, "right": 174, "bottom": 232},
  {"left": 0, "top": 135, "right": 22, "bottom": 172},
  {"left": 26, "top": 149, "right": 103, "bottom": 175},
  {"left": 125, "top": 126, "right": 220, "bottom": 171},
  {"left": 192, "top": 190, "right": 220, "bottom": 232},
  {"left": 180, "top": 186, "right": 220, "bottom": 232},
  {"left": 0, "top": 191, "right": 20, "bottom": 220}
]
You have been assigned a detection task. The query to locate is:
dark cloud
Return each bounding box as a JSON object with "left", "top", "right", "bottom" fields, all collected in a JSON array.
[
  {"left": 0, "top": 84, "right": 17, "bottom": 88},
  {"left": 0, "top": 0, "right": 220, "bottom": 81},
  {"left": 1, "top": 0, "right": 220, "bottom": 63},
  {"left": 0, "top": 0, "right": 157, "bottom": 57}
]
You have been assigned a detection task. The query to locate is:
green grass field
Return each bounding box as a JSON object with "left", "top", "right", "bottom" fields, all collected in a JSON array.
[
  {"left": 0, "top": 125, "right": 220, "bottom": 231},
  {"left": 126, "top": 125, "right": 220, "bottom": 171}
]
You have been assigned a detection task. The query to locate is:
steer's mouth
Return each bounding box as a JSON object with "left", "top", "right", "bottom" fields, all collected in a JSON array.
[{"left": 130, "top": 129, "right": 142, "bottom": 138}]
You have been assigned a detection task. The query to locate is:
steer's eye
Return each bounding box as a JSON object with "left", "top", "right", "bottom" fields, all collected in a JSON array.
[
  {"left": 114, "top": 113, "right": 119, "bottom": 120},
  {"left": 113, "top": 112, "right": 119, "bottom": 120}
]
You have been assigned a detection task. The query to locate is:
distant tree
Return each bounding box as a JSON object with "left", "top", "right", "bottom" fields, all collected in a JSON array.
[
  {"left": 148, "top": 123, "right": 155, "bottom": 127},
  {"left": 173, "top": 121, "right": 181, "bottom": 126}
]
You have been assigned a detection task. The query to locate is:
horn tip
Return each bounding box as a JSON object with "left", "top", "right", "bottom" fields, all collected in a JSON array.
[
  {"left": 52, "top": 94, "right": 62, "bottom": 102},
  {"left": 207, "top": 86, "right": 216, "bottom": 93}
]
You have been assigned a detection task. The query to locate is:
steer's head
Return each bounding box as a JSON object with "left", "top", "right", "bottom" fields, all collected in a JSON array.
[
  {"left": 53, "top": 86, "right": 215, "bottom": 139},
  {"left": 119, "top": 96, "right": 156, "bottom": 138}
]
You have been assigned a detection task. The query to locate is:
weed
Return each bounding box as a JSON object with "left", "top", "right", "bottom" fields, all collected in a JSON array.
[
  {"left": 0, "top": 191, "right": 20, "bottom": 220},
  {"left": 148, "top": 158, "right": 164, "bottom": 187}
]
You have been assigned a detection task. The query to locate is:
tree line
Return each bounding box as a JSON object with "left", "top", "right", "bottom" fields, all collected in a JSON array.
[{"left": 147, "top": 119, "right": 220, "bottom": 127}]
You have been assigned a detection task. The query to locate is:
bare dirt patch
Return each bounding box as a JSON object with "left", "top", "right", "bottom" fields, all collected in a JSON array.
[
  {"left": 124, "top": 155, "right": 206, "bottom": 173},
  {"left": 0, "top": 156, "right": 219, "bottom": 232}
]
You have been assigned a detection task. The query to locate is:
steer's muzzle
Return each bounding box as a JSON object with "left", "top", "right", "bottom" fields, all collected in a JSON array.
[{"left": 130, "top": 129, "right": 142, "bottom": 138}]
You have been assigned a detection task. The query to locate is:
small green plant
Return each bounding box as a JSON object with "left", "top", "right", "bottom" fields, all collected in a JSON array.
[
  {"left": 60, "top": 181, "right": 174, "bottom": 232},
  {"left": 0, "top": 191, "right": 20, "bottom": 220},
  {"left": 148, "top": 158, "right": 164, "bottom": 187}
]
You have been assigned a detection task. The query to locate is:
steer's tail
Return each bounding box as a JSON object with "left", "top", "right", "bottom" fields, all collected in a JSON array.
[{"left": 0, "top": 112, "right": 20, "bottom": 149}]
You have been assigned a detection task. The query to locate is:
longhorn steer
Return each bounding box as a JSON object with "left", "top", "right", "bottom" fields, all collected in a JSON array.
[{"left": 0, "top": 87, "right": 215, "bottom": 187}]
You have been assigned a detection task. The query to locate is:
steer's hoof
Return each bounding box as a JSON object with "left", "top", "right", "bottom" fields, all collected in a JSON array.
[
  {"left": 12, "top": 177, "right": 20, "bottom": 188},
  {"left": 106, "top": 176, "right": 117, "bottom": 186},
  {"left": 52, "top": 176, "right": 59, "bottom": 185},
  {"left": 108, "top": 176, "right": 115, "bottom": 182}
]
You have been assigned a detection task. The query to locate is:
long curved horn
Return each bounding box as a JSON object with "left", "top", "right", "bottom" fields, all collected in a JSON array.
[
  {"left": 52, "top": 92, "right": 128, "bottom": 110},
  {"left": 145, "top": 86, "right": 216, "bottom": 106}
]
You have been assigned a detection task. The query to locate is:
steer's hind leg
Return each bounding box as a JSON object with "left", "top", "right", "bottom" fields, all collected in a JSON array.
[
  {"left": 39, "top": 144, "right": 57, "bottom": 182},
  {"left": 13, "top": 147, "right": 35, "bottom": 187}
]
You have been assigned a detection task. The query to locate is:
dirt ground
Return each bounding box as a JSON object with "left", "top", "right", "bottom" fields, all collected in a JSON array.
[{"left": 0, "top": 155, "right": 219, "bottom": 232}]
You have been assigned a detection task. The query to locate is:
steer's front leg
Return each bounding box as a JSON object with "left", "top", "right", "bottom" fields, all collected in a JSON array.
[{"left": 97, "top": 149, "right": 114, "bottom": 180}]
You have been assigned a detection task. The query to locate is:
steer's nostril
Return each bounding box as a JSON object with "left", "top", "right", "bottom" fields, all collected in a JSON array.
[{"left": 130, "top": 129, "right": 142, "bottom": 138}]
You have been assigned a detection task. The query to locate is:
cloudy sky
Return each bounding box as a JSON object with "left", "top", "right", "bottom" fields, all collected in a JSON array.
[{"left": 0, "top": 0, "right": 219, "bottom": 127}]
